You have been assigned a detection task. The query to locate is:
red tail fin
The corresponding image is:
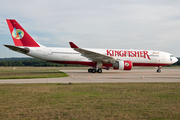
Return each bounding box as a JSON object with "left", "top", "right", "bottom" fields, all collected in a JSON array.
[{"left": 6, "top": 19, "right": 40, "bottom": 47}]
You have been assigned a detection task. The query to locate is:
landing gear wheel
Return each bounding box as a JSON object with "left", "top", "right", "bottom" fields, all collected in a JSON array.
[
  {"left": 88, "top": 68, "right": 92, "bottom": 73},
  {"left": 157, "top": 69, "right": 161, "bottom": 73},
  {"left": 97, "top": 69, "right": 102, "bottom": 73},
  {"left": 157, "top": 66, "right": 162, "bottom": 73},
  {"left": 92, "top": 69, "right": 96, "bottom": 73}
]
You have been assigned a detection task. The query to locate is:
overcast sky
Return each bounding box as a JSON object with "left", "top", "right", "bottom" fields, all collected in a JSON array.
[{"left": 1, "top": 0, "right": 180, "bottom": 58}]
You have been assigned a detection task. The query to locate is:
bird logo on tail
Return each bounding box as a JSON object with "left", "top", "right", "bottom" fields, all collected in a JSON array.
[{"left": 12, "top": 27, "right": 24, "bottom": 39}]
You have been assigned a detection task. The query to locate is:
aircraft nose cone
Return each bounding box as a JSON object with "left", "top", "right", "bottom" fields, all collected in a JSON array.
[{"left": 175, "top": 57, "right": 178, "bottom": 62}]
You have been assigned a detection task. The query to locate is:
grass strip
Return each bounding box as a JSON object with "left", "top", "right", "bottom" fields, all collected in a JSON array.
[
  {"left": 0, "top": 83, "right": 180, "bottom": 119},
  {"left": 0, "top": 67, "right": 68, "bottom": 79}
]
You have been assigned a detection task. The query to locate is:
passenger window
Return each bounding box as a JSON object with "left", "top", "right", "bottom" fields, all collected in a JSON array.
[{"left": 170, "top": 55, "right": 173, "bottom": 57}]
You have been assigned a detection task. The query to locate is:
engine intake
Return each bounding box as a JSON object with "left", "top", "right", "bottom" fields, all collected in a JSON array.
[{"left": 113, "top": 60, "right": 132, "bottom": 70}]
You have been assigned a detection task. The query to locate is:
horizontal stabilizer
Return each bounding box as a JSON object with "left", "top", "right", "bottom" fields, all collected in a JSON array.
[{"left": 4, "top": 44, "right": 30, "bottom": 54}]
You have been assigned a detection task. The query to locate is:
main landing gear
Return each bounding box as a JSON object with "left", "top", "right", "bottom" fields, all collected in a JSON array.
[
  {"left": 88, "top": 61, "right": 103, "bottom": 73},
  {"left": 157, "top": 66, "right": 161, "bottom": 73},
  {"left": 88, "top": 68, "right": 102, "bottom": 73}
]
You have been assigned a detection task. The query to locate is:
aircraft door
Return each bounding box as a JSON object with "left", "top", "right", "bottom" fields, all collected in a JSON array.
[
  {"left": 43, "top": 49, "right": 48, "bottom": 56},
  {"left": 43, "top": 49, "right": 53, "bottom": 56},
  {"left": 48, "top": 49, "right": 53, "bottom": 55},
  {"left": 162, "top": 55, "right": 166, "bottom": 60}
]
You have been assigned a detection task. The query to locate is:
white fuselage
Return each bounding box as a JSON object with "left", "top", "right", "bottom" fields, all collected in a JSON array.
[{"left": 24, "top": 46, "right": 177, "bottom": 67}]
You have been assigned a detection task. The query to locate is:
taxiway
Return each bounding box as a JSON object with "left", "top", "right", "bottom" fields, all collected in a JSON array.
[{"left": 0, "top": 68, "right": 180, "bottom": 84}]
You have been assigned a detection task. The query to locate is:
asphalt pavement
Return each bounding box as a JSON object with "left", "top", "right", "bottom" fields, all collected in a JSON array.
[{"left": 0, "top": 68, "right": 180, "bottom": 84}]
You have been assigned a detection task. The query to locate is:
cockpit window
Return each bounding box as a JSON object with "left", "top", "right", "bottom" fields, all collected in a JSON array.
[{"left": 170, "top": 55, "right": 173, "bottom": 57}]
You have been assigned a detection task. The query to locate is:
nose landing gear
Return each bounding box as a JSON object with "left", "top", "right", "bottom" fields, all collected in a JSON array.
[{"left": 157, "top": 66, "right": 161, "bottom": 73}]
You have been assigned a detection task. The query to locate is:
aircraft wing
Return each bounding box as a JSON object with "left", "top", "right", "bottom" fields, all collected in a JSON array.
[{"left": 69, "top": 42, "right": 116, "bottom": 63}]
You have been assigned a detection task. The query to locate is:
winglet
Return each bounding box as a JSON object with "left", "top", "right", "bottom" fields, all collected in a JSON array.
[{"left": 69, "top": 42, "right": 79, "bottom": 48}]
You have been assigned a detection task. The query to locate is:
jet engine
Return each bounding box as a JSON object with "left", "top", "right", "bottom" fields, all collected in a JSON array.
[{"left": 113, "top": 60, "right": 132, "bottom": 70}]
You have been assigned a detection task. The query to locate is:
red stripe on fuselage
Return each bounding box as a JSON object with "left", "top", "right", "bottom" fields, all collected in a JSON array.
[
  {"left": 48, "top": 61, "right": 170, "bottom": 67},
  {"left": 133, "top": 63, "right": 170, "bottom": 66},
  {"left": 48, "top": 61, "right": 97, "bottom": 66}
]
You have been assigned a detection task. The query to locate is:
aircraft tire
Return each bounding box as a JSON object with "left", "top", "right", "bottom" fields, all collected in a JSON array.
[
  {"left": 92, "top": 69, "right": 96, "bottom": 73},
  {"left": 157, "top": 69, "right": 161, "bottom": 73},
  {"left": 97, "top": 69, "right": 102, "bottom": 73},
  {"left": 88, "top": 68, "right": 92, "bottom": 73}
]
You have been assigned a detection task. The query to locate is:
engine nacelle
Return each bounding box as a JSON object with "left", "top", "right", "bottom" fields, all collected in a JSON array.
[{"left": 113, "top": 60, "right": 132, "bottom": 70}]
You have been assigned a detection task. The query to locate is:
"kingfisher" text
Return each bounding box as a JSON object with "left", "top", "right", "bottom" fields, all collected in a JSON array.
[{"left": 107, "top": 50, "right": 151, "bottom": 60}]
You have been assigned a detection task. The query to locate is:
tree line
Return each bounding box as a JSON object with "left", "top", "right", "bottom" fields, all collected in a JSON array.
[
  {"left": 0, "top": 58, "right": 84, "bottom": 67},
  {"left": 0, "top": 57, "right": 179, "bottom": 67}
]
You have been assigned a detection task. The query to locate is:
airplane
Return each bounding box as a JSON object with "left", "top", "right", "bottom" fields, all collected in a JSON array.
[{"left": 4, "top": 19, "right": 178, "bottom": 73}]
